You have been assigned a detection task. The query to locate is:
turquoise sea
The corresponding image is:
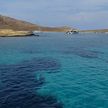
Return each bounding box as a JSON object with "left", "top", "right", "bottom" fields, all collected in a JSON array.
[{"left": 0, "top": 33, "right": 108, "bottom": 108}]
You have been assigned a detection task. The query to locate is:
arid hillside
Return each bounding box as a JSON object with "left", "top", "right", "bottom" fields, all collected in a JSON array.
[
  {"left": 0, "top": 15, "right": 72, "bottom": 32},
  {"left": 80, "top": 29, "right": 108, "bottom": 33}
]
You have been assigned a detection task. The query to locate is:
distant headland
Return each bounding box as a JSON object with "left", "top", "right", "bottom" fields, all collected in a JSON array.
[
  {"left": 0, "top": 14, "right": 108, "bottom": 37},
  {"left": 0, "top": 15, "right": 73, "bottom": 36}
]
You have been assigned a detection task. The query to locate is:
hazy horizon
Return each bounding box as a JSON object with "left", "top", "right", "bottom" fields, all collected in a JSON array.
[{"left": 0, "top": 0, "right": 108, "bottom": 30}]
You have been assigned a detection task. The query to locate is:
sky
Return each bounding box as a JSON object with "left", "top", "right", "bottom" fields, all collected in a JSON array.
[{"left": 0, "top": 0, "right": 108, "bottom": 29}]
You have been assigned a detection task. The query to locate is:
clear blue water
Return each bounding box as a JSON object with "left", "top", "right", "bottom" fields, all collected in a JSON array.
[{"left": 0, "top": 33, "right": 108, "bottom": 108}]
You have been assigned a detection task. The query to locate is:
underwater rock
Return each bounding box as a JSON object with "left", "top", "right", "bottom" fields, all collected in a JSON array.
[
  {"left": 63, "top": 47, "right": 102, "bottom": 59},
  {"left": 0, "top": 57, "right": 62, "bottom": 108}
]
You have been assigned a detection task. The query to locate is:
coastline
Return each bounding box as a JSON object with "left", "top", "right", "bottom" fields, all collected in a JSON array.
[
  {"left": 79, "top": 29, "right": 108, "bottom": 33},
  {"left": 0, "top": 29, "right": 34, "bottom": 37}
]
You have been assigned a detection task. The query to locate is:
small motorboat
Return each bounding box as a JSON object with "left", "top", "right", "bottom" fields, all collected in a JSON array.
[{"left": 33, "top": 31, "right": 41, "bottom": 36}]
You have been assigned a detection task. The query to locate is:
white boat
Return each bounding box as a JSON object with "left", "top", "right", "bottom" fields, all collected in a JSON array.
[{"left": 33, "top": 31, "right": 41, "bottom": 36}]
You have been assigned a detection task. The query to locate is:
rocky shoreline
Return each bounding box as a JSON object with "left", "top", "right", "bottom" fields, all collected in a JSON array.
[{"left": 0, "top": 29, "right": 33, "bottom": 37}]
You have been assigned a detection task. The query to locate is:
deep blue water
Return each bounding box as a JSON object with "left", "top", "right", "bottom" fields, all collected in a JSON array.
[{"left": 0, "top": 33, "right": 108, "bottom": 108}]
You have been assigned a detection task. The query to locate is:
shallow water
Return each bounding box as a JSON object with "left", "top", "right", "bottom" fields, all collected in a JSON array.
[{"left": 0, "top": 33, "right": 108, "bottom": 108}]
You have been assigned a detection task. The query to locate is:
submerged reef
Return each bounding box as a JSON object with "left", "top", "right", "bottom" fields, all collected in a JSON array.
[{"left": 0, "top": 57, "right": 62, "bottom": 108}]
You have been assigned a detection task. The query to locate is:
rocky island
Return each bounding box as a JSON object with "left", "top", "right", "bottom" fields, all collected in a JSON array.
[
  {"left": 0, "top": 14, "right": 108, "bottom": 37},
  {"left": 0, "top": 15, "right": 72, "bottom": 37}
]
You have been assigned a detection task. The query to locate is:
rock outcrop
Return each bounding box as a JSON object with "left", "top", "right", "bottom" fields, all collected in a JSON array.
[{"left": 0, "top": 29, "right": 33, "bottom": 37}]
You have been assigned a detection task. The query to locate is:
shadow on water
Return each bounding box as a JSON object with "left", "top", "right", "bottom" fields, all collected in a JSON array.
[{"left": 0, "top": 57, "right": 62, "bottom": 108}]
